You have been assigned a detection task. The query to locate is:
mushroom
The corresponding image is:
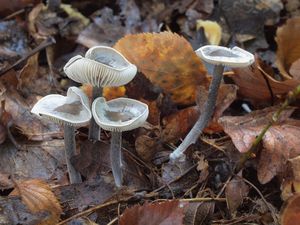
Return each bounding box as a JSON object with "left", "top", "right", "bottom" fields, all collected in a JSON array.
[
  {"left": 170, "top": 45, "right": 254, "bottom": 162},
  {"left": 92, "top": 97, "right": 149, "bottom": 187},
  {"left": 31, "top": 87, "right": 91, "bottom": 183},
  {"left": 63, "top": 46, "right": 137, "bottom": 141}
]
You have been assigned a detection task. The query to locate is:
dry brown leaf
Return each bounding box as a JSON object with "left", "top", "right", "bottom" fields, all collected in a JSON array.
[
  {"left": 120, "top": 200, "right": 188, "bottom": 225},
  {"left": 281, "top": 194, "right": 300, "bottom": 225},
  {"left": 114, "top": 32, "right": 209, "bottom": 105},
  {"left": 10, "top": 179, "right": 62, "bottom": 225},
  {"left": 219, "top": 107, "right": 300, "bottom": 184},
  {"left": 232, "top": 56, "right": 300, "bottom": 103},
  {"left": 225, "top": 176, "right": 249, "bottom": 214},
  {"left": 276, "top": 17, "right": 300, "bottom": 78}
]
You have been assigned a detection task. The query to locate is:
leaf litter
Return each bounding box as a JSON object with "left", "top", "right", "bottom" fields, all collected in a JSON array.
[{"left": 0, "top": 1, "right": 300, "bottom": 225}]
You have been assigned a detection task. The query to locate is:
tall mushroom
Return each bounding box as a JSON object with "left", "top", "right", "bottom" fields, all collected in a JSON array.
[
  {"left": 63, "top": 46, "right": 137, "bottom": 141},
  {"left": 92, "top": 97, "right": 149, "bottom": 187},
  {"left": 31, "top": 87, "right": 92, "bottom": 183},
  {"left": 170, "top": 45, "right": 254, "bottom": 162}
]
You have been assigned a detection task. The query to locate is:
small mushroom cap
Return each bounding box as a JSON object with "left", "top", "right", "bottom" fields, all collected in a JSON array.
[
  {"left": 63, "top": 46, "right": 137, "bottom": 87},
  {"left": 92, "top": 97, "right": 149, "bottom": 132},
  {"left": 31, "top": 87, "right": 92, "bottom": 127},
  {"left": 195, "top": 45, "right": 254, "bottom": 67}
]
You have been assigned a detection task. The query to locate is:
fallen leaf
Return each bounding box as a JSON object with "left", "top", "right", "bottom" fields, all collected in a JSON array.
[
  {"left": 114, "top": 32, "right": 209, "bottom": 105},
  {"left": 196, "top": 20, "right": 222, "bottom": 45},
  {"left": 281, "top": 194, "right": 300, "bottom": 225},
  {"left": 162, "top": 105, "right": 199, "bottom": 143},
  {"left": 276, "top": 17, "right": 300, "bottom": 78},
  {"left": 232, "top": 56, "right": 300, "bottom": 104},
  {"left": 10, "top": 179, "right": 62, "bottom": 225},
  {"left": 219, "top": 107, "right": 300, "bottom": 184},
  {"left": 184, "top": 202, "right": 215, "bottom": 225},
  {"left": 120, "top": 200, "right": 188, "bottom": 225},
  {"left": 225, "top": 176, "right": 249, "bottom": 214}
]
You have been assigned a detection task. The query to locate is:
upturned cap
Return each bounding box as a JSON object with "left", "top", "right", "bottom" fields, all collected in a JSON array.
[
  {"left": 92, "top": 97, "right": 149, "bottom": 132},
  {"left": 31, "top": 87, "right": 92, "bottom": 127},
  {"left": 63, "top": 46, "right": 137, "bottom": 87},
  {"left": 195, "top": 45, "right": 254, "bottom": 68}
]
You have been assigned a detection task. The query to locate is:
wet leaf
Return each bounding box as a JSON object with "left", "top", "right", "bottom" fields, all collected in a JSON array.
[
  {"left": 281, "top": 194, "right": 300, "bottom": 225},
  {"left": 219, "top": 107, "right": 300, "bottom": 184},
  {"left": 225, "top": 176, "right": 249, "bottom": 214},
  {"left": 184, "top": 202, "right": 215, "bottom": 225},
  {"left": 10, "top": 179, "right": 62, "bottom": 225},
  {"left": 114, "top": 31, "right": 209, "bottom": 105},
  {"left": 120, "top": 200, "right": 188, "bottom": 225},
  {"left": 276, "top": 17, "right": 300, "bottom": 78}
]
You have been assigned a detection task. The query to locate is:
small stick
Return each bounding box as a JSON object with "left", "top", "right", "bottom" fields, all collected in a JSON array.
[{"left": 0, "top": 37, "right": 56, "bottom": 76}]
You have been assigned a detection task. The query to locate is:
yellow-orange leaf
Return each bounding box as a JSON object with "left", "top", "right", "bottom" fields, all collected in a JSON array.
[
  {"left": 276, "top": 17, "right": 300, "bottom": 78},
  {"left": 114, "top": 32, "right": 208, "bottom": 105},
  {"left": 10, "top": 179, "right": 62, "bottom": 225}
]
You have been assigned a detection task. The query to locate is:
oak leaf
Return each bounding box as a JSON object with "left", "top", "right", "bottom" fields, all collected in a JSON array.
[
  {"left": 219, "top": 107, "right": 300, "bottom": 184},
  {"left": 281, "top": 194, "right": 300, "bottom": 225},
  {"left": 114, "top": 32, "right": 209, "bottom": 105}
]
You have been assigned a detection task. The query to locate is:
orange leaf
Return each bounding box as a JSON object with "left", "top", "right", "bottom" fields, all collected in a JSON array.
[
  {"left": 120, "top": 200, "right": 188, "bottom": 225},
  {"left": 10, "top": 179, "right": 62, "bottom": 225},
  {"left": 281, "top": 194, "right": 300, "bottom": 225},
  {"left": 276, "top": 17, "right": 300, "bottom": 78},
  {"left": 114, "top": 32, "right": 209, "bottom": 105}
]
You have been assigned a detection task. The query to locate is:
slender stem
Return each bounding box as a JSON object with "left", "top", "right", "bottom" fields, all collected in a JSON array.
[
  {"left": 64, "top": 124, "right": 82, "bottom": 184},
  {"left": 89, "top": 86, "right": 103, "bottom": 141},
  {"left": 170, "top": 65, "right": 224, "bottom": 162},
  {"left": 110, "top": 131, "right": 123, "bottom": 187}
]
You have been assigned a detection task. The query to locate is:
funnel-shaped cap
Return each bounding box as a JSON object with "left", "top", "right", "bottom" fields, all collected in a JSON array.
[
  {"left": 92, "top": 97, "right": 149, "bottom": 132},
  {"left": 195, "top": 45, "right": 254, "bottom": 67},
  {"left": 31, "top": 87, "right": 92, "bottom": 127},
  {"left": 63, "top": 46, "right": 137, "bottom": 87}
]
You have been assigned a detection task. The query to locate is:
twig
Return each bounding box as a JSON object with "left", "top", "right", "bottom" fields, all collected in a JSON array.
[
  {"left": 0, "top": 37, "right": 56, "bottom": 76},
  {"left": 56, "top": 197, "right": 131, "bottom": 225},
  {"left": 243, "top": 178, "right": 279, "bottom": 225},
  {"left": 236, "top": 84, "right": 300, "bottom": 172}
]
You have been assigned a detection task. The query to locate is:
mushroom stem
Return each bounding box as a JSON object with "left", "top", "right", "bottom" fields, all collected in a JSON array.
[
  {"left": 170, "top": 65, "right": 224, "bottom": 162},
  {"left": 64, "top": 124, "right": 82, "bottom": 184},
  {"left": 110, "top": 131, "right": 123, "bottom": 187},
  {"left": 88, "top": 86, "right": 103, "bottom": 141}
]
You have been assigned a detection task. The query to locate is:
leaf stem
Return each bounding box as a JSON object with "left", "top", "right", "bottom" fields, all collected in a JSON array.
[
  {"left": 170, "top": 65, "right": 224, "bottom": 162},
  {"left": 111, "top": 131, "right": 123, "bottom": 187},
  {"left": 64, "top": 124, "right": 82, "bottom": 184}
]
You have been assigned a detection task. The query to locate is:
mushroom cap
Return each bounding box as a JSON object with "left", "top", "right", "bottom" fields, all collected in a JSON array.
[
  {"left": 63, "top": 46, "right": 137, "bottom": 87},
  {"left": 92, "top": 97, "right": 149, "bottom": 132},
  {"left": 195, "top": 45, "right": 254, "bottom": 67},
  {"left": 31, "top": 87, "right": 92, "bottom": 127}
]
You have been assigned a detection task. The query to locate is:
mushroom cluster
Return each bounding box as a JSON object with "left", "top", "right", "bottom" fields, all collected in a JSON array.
[{"left": 32, "top": 46, "right": 148, "bottom": 187}]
